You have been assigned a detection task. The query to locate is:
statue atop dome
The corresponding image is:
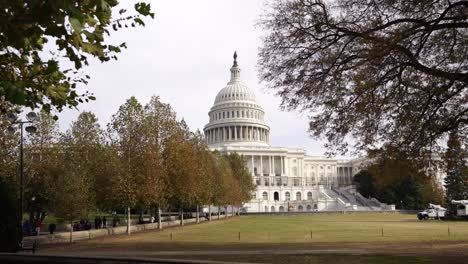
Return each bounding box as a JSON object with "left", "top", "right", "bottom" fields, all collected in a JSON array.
[{"left": 233, "top": 51, "right": 238, "bottom": 67}]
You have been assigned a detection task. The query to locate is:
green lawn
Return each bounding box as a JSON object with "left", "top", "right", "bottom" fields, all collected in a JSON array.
[
  {"left": 101, "top": 213, "right": 468, "bottom": 243},
  {"left": 41, "top": 213, "right": 468, "bottom": 264}
]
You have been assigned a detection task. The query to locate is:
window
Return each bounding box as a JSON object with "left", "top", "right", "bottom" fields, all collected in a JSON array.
[
  {"left": 274, "top": 192, "right": 279, "bottom": 201},
  {"left": 227, "top": 112, "right": 230, "bottom": 118},
  {"left": 296, "top": 192, "right": 302, "bottom": 201},
  {"left": 252, "top": 193, "right": 256, "bottom": 199},
  {"left": 285, "top": 192, "right": 290, "bottom": 201},
  {"left": 262, "top": 192, "right": 268, "bottom": 200},
  {"left": 307, "top": 192, "right": 313, "bottom": 200},
  {"left": 293, "top": 178, "right": 300, "bottom": 186}
]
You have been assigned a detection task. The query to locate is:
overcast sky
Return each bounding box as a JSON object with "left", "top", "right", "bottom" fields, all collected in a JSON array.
[{"left": 58, "top": 0, "right": 335, "bottom": 156}]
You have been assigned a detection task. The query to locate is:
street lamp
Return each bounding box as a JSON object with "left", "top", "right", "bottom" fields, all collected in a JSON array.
[{"left": 8, "top": 111, "right": 39, "bottom": 249}]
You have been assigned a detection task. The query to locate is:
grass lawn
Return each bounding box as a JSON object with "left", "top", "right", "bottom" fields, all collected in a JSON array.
[
  {"left": 85, "top": 213, "right": 468, "bottom": 243},
  {"left": 40, "top": 213, "right": 468, "bottom": 263}
]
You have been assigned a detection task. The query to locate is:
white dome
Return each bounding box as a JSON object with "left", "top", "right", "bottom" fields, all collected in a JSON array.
[
  {"left": 214, "top": 82, "right": 256, "bottom": 105},
  {"left": 204, "top": 52, "right": 270, "bottom": 148}
]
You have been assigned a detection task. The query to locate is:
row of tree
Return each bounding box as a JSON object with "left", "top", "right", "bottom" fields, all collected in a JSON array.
[
  {"left": 0, "top": 96, "right": 255, "bottom": 241},
  {"left": 354, "top": 131, "right": 468, "bottom": 213},
  {"left": 353, "top": 145, "right": 445, "bottom": 210}
]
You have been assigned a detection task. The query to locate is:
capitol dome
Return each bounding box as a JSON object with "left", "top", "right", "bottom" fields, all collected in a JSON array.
[{"left": 204, "top": 52, "right": 270, "bottom": 147}]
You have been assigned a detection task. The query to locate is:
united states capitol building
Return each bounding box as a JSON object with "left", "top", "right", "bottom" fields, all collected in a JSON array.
[{"left": 203, "top": 53, "right": 408, "bottom": 212}]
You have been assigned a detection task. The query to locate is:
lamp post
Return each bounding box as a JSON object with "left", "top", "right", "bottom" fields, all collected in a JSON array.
[{"left": 8, "top": 111, "right": 39, "bottom": 249}]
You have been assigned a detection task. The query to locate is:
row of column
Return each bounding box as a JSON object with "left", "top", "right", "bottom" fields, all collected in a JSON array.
[
  {"left": 249, "top": 155, "right": 285, "bottom": 177},
  {"left": 337, "top": 167, "right": 354, "bottom": 186},
  {"left": 205, "top": 126, "right": 269, "bottom": 144}
]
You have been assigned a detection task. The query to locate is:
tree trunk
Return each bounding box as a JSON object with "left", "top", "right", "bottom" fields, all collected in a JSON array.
[
  {"left": 208, "top": 205, "right": 212, "bottom": 221},
  {"left": 127, "top": 207, "right": 131, "bottom": 235},
  {"left": 218, "top": 206, "right": 221, "bottom": 220},
  {"left": 180, "top": 207, "right": 184, "bottom": 226},
  {"left": 157, "top": 205, "right": 162, "bottom": 230},
  {"left": 196, "top": 205, "right": 200, "bottom": 223},
  {"left": 225, "top": 206, "right": 228, "bottom": 217},
  {"left": 69, "top": 220, "right": 73, "bottom": 243}
]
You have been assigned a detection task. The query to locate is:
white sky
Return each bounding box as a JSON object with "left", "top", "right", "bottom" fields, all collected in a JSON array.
[{"left": 58, "top": 0, "right": 333, "bottom": 156}]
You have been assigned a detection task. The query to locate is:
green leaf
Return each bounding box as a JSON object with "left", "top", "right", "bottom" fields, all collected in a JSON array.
[
  {"left": 134, "top": 18, "right": 145, "bottom": 26},
  {"left": 69, "top": 17, "right": 82, "bottom": 32}
]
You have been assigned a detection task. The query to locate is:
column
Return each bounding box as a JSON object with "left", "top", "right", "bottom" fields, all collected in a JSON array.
[
  {"left": 251, "top": 155, "right": 255, "bottom": 176},
  {"left": 260, "top": 155, "right": 263, "bottom": 176},
  {"left": 281, "top": 156, "right": 284, "bottom": 176},
  {"left": 271, "top": 156, "right": 276, "bottom": 176}
]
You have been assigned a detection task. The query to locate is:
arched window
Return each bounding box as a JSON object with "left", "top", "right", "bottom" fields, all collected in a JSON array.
[
  {"left": 298, "top": 205, "right": 303, "bottom": 211},
  {"left": 279, "top": 206, "right": 285, "bottom": 212},
  {"left": 262, "top": 192, "right": 268, "bottom": 200},
  {"left": 307, "top": 192, "right": 313, "bottom": 200},
  {"left": 296, "top": 192, "right": 302, "bottom": 201},
  {"left": 264, "top": 206, "right": 268, "bottom": 212},
  {"left": 274, "top": 192, "right": 279, "bottom": 201},
  {"left": 270, "top": 206, "right": 275, "bottom": 212},
  {"left": 285, "top": 192, "right": 290, "bottom": 201},
  {"left": 307, "top": 205, "right": 312, "bottom": 211}
]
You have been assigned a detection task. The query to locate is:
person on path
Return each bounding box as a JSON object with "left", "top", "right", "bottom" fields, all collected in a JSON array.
[
  {"left": 34, "top": 219, "right": 42, "bottom": 236},
  {"left": 102, "top": 216, "right": 107, "bottom": 228}
]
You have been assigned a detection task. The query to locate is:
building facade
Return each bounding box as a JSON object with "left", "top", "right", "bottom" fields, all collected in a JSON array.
[{"left": 204, "top": 53, "right": 398, "bottom": 212}]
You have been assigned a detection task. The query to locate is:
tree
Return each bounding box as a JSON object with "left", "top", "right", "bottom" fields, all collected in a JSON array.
[
  {"left": 107, "top": 97, "right": 145, "bottom": 234},
  {"left": 210, "top": 151, "right": 233, "bottom": 219},
  {"left": 258, "top": 0, "right": 468, "bottom": 156},
  {"left": 25, "top": 111, "right": 62, "bottom": 224},
  {"left": 353, "top": 170, "right": 375, "bottom": 198},
  {"left": 163, "top": 121, "right": 201, "bottom": 225},
  {"left": 0, "top": 1, "right": 154, "bottom": 113},
  {"left": 361, "top": 145, "right": 444, "bottom": 209},
  {"left": 444, "top": 130, "right": 468, "bottom": 215},
  {"left": 0, "top": 100, "right": 19, "bottom": 187},
  {"left": 143, "top": 96, "right": 179, "bottom": 222},
  {"left": 225, "top": 153, "right": 255, "bottom": 212},
  {"left": 49, "top": 111, "right": 103, "bottom": 242}
]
